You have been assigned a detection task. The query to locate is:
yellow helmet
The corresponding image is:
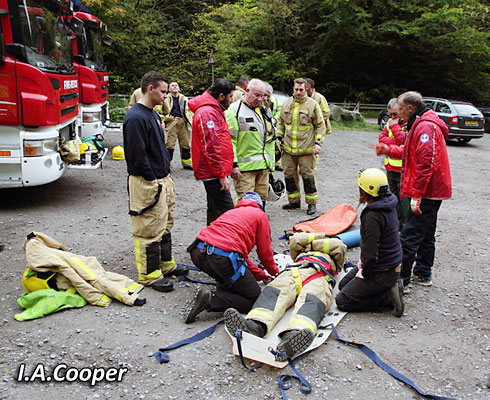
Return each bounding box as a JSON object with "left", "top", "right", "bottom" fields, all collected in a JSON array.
[
  {"left": 358, "top": 168, "right": 388, "bottom": 197},
  {"left": 112, "top": 145, "right": 125, "bottom": 160},
  {"left": 79, "top": 142, "right": 98, "bottom": 155},
  {"left": 22, "top": 268, "right": 58, "bottom": 292}
]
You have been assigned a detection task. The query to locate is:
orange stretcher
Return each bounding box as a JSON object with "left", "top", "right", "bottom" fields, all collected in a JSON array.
[{"left": 290, "top": 203, "right": 357, "bottom": 236}]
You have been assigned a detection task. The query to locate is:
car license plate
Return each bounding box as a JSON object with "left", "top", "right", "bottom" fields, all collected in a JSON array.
[{"left": 465, "top": 120, "right": 478, "bottom": 125}]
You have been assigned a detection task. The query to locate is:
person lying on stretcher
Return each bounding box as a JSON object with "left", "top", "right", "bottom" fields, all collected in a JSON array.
[{"left": 224, "top": 232, "right": 347, "bottom": 360}]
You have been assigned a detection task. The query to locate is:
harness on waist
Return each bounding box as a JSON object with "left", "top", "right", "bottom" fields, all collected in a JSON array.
[
  {"left": 287, "top": 255, "right": 336, "bottom": 295},
  {"left": 197, "top": 241, "right": 247, "bottom": 283}
]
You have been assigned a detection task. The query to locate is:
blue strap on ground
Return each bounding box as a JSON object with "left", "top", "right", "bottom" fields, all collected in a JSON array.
[
  {"left": 176, "top": 263, "right": 217, "bottom": 285},
  {"left": 154, "top": 319, "right": 224, "bottom": 364},
  {"left": 325, "top": 323, "right": 458, "bottom": 400},
  {"left": 235, "top": 329, "right": 263, "bottom": 371},
  {"left": 268, "top": 348, "right": 312, "bottom": 400}
]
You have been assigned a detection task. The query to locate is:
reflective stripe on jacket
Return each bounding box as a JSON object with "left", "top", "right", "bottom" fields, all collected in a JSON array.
[
  {"left": 310, "top": 89, "right": 332, "bottom": 134},
  {"left": 277, "top": 96, "right": 326, "bottom": 155},
  {"left": 225, "top": 100, "right": 275, "bottom": 172}
]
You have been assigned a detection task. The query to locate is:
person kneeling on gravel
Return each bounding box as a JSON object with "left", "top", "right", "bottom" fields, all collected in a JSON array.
[
  {"left": 224, "top": 233, "right": 347, "bottom": 361},
  {"left": 184, "top": 192, "right": 279, "bottom": 324},
  {"left": 335, "top": 168, "right": 404, "bottom": 317}
]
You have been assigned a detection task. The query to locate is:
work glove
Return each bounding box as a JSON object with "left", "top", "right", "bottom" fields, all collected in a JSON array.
[{"left": 410, "top": 198, "right": 422, "bottom": 215}]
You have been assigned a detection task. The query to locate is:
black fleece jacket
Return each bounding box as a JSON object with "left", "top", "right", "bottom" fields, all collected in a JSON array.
[{"left": 360, "top": 193, "right": 403, "bottom": 279}]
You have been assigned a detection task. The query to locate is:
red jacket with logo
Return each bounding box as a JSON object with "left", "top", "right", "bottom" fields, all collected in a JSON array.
[
  {"left": 387, "top": 110, "right": 452, "bottom": 200},
  {"left": 196, "top": 199, "right": 279, "bottom": 280},
  {"left": 188, "top": 92, "right": 234, "bottom": 181}
]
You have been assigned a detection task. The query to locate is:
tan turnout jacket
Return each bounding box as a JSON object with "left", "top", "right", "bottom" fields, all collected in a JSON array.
[
  {"left": 23, "top": 232, "right": 143, "bottom": 306},
  {"left": 277, "top": 96, "right": 326, "bottom": 155}
]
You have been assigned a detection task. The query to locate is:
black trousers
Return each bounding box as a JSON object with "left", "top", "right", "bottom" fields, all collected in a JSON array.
[
  {"left": 335, "top": 266, "right": 398, "bottom": 312},
  {"left": 400, "top": 199, "right": 442, "bottom": 285},
  {"left": 203, "top": 179, "right": 234, "bottom": 226},
  {"left": 188, "top": 241, "right": 261, "bottom": 313}
]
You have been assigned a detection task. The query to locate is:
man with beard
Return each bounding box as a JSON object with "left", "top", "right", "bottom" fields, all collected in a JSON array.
[{"left": 188, "top": 79, "right": 236, "bottom": 225}]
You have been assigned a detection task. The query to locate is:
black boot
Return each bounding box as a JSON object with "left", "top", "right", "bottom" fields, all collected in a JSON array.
[
  {"left": 276, "top": 329, "right": 315, "bottom": 361},
  {"left": 390, "top": 279, "right": 405, "bottom": 317},
  {"left": 282, "top": 202, "right": 300, "bottom": 210},
  {"left": 306, "top": 204, "right": 316, "bottom": 215},
  {"left": 184, "top": 286, "right": 211, "bottom": 323},
  {"left": 150, "top": 278, "right": 174, "bottom": 292},
  {"left": 224, "top": 308, "right": 266, "bottom": 337}
]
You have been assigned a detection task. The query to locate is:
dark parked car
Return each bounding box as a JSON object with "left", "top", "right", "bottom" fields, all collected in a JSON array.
[
  {"left": 378, "top": 97, "right": 485, "bottom": 143},
  {"left": 480, "top": 108, "right": 490, "bottom": 133}
]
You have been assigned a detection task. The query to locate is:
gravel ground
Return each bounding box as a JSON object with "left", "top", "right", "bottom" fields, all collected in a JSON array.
[{"left": 0, "top": 127, "right": 489, "bottom": 400}]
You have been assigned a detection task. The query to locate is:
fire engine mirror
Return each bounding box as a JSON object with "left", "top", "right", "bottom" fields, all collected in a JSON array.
[
  {"left": 102, "top": 34, "right": 113, "bottom": 46},
  {"left": 5, "top": 44, "right": 27, "bottom": 63},
  {"left": 69, "top": 16, "right": 84, "bottom": 36}
]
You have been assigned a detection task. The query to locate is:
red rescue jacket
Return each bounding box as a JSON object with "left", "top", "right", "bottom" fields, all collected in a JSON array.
[
  {"left": 378, "top": 120, "right": 406, "bottom": 173},
  {"left": 196, "top": 199, "right": 279, "bottom": 280},
  {"left": 188, "top": 92, "right": 234, "bottom": 181},
  {"left": 387, "top": 110, "right": 452, "bottom": 200}
]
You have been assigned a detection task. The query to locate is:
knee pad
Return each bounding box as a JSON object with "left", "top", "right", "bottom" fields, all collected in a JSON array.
[
  {"left": 285, "top": 177, "right": 298, "bottom": 193},
  {"left": 303, "top": 176, "right": 316, "bottom": 193}
]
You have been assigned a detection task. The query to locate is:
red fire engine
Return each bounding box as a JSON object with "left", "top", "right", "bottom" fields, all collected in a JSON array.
[
  {"left": 70, "top": 8, "right": 112, "bottom": 138},
  {"left": 0, "top": 0, "right": 83, "bottom": 187}
]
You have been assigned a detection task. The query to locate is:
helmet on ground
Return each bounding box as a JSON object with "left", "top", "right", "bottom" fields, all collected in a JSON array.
[
  {"left": 79, "top": 142, "right": 98, "bottom": 155},
  {"left": 267, "top": 177, "right": 285, "bottom": 202},
  {"left": 242, "top": 191, "right": 264, "bottom": 210},
  {"left": 22, "top": 268, "right": 58, "bottom": 292},
  {"left": 358, "top": 168, "right": 388, "bottom": 197},
  {"left": 112, "top": 145, "right": 125, "bottom": 160}
]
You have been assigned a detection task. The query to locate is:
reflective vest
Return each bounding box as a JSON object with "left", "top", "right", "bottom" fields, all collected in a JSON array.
[
  {"left": 270, "top": 96, "right": 280, "bottom": 124},
  {"left": 277, "top": 96, "right": 326, "bottom": 155},
  {"left": 225, "top": 100, "right": 275, "bottom": 172},
  {"left": 384, "top": 120, "right": 403, "bottom": 169}
]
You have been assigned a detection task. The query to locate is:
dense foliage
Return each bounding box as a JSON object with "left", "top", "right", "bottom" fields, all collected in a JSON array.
[{"left": 84, "top": 0, "right": 490, "bottom": 105}]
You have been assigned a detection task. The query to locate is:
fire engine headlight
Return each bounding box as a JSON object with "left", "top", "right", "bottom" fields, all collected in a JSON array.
[
  {"left": 24, "top": 139, "right": 59, "bottom": 157},
  {"left": 83, "top": 111, "right": 102, "bottom": 123}
]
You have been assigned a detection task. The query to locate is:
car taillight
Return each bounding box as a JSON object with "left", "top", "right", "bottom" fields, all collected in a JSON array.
[{"left": 449, "top": 116, "right": 459, "bottom": 124}]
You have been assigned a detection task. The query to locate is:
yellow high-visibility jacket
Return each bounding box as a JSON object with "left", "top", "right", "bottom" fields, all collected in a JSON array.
[{"left": 310, "top": 89, "right": 332, "bottom": 134}]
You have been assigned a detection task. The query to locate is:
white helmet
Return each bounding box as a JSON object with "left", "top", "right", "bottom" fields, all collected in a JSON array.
[{"left": 267, "top": 177, "right": 285, "bottom": 202}]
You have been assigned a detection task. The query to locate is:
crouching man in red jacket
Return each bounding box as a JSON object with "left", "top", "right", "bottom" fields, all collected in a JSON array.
[{"left": 184, "top": 192, "right": 279, "bottom": 323}]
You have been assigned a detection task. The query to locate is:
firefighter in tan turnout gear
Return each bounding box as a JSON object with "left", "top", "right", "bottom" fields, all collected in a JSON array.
[
  {"left": 161, "top": 82, "right": 193, "bottom": 169},
  {"left": 305, "top": 78, "right": 332, "bottom": 135},
  {"left": 123, "top": 71, "right": 188, "bottom": 293},
  {"left": 224, "top": 232, "right": 347, "bottom": 360},
  {"left": 277, "top": 78, "right": 326, "bottom": 215}
]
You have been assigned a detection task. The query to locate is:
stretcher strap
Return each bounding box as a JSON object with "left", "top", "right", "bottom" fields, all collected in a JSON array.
[
  {"left": 268, "top": 348, "right": 312, "bottom": 399},
  {"left": 153, "top": 320, "right": 224, "bottom": 364},
  {"left": 324, "top": 324, "right": 458, "bottom": 400},
  {"left": 176, "top": 263, "right": 217, "bottom": 285},
  {"left": 235, "top": 330, "right": 264, "bottom": 371}
]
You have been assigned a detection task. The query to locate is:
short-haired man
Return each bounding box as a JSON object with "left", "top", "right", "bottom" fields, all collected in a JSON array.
[
  {"left": 123, "top": 71, "right": 188, "bottom": 292},
  {"left": 305, "top": 78, "right": 332, "bottom": 135},
  {"left": 378, "top": 98, "right": 409, "bottom": 230},
  {"left": 188, "top": 78, "right": 236, "bottom": 225},
  {"left": 226, "top": 79, "right": 276, "bottom": 205},
  {"left": 161, "top": 82, "right": 193, "bottom": 170},
  {"left": 277, "top": 78, "right": 326, "bottom": 215},
  {"left": 232, "top": 75, "right": 249, "bottom": 102},
  {"left": 374, "top": 91, "right": 451, "bottom": 291}
]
